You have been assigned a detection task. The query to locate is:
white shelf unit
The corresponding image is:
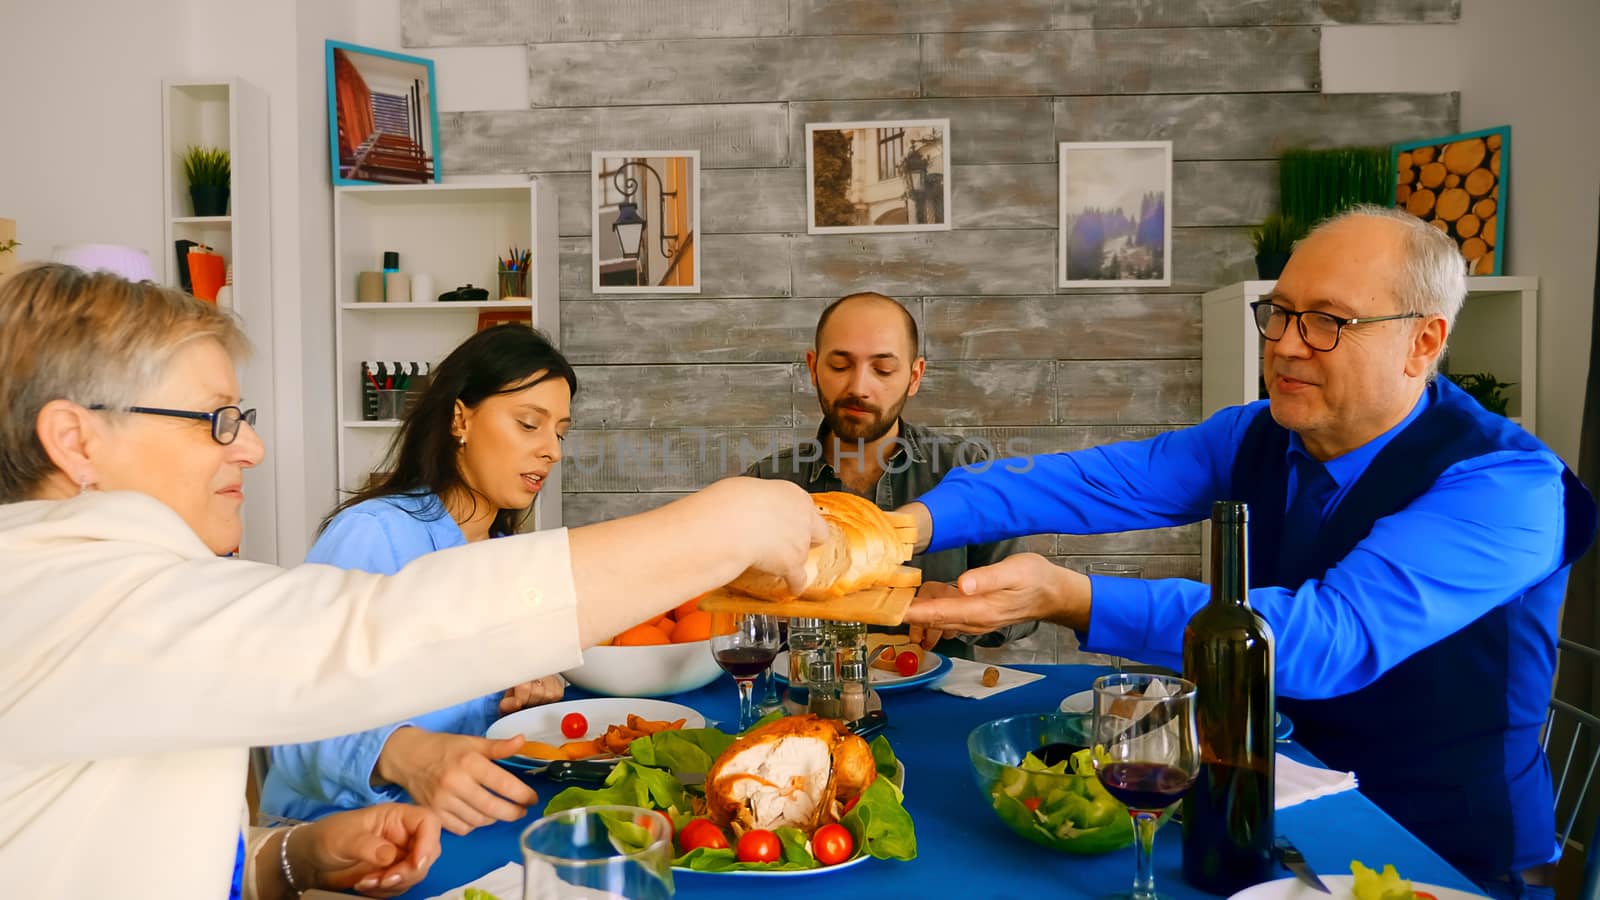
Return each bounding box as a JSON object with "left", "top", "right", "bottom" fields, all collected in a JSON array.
[
  {"left": 1201, "top": 276, "right": 1539, "bottom": 435},
  {"left": 332, "top": 179, "right": 561, "bottom": 528},
  {"left": 162, "top": 78, "right": 278, "bottom": 562}
]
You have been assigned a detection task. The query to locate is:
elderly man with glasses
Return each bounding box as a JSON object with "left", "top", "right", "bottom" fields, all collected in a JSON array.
[{"left": 900, "top": 205, "right": 1595, "bottom": 898}]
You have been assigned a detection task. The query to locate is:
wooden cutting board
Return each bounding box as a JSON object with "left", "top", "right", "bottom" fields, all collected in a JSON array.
[{"left": 698, "top": 582, "right": 917, "bottom": 626}]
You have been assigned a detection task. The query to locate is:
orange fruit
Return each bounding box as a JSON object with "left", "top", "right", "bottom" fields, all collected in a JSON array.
[
  {"left": 650, "top": 613, "right": 673, "bottom": 629},
  {"left": 710, "top": 612, "right": 738, "bottom": 637},
  {"left": 658, "top": 618, "right": 679, "bottom": 642},
  {"left": 614, "top": 623, "right": 671, "bottom": 646},
  {"left": 672, "top": 595, "right": 705, "bottom": 621},
  {"left": 671, "top": 610, "right": 714, "bottom": 643}
]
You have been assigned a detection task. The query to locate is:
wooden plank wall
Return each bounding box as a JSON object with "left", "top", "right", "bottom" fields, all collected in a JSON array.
[{"left": 403, "top": 0, "right": 1460, "bottom": 579}]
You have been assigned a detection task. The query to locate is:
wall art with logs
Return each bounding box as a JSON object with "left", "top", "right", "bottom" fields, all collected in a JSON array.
[{"left": 1392, "top": 126, "right": 1508, "bottom": 276}]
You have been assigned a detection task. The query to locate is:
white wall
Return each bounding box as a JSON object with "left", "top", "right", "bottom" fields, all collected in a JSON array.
[
  {"left": 1324, "top": 0, "right": 1600, "bottom": 465},
  {"left": 0, "top": 0, "right": 180, "bottom": 271}
]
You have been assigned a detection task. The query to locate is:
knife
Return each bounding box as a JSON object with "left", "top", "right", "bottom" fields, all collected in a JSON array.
[{"left": 1276, "top": 835, "right": 1331, "bottom": 893}]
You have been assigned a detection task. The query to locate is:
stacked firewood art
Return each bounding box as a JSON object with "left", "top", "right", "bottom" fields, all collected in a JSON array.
[{"left": 1394, "top": 127, "right": 1508, "bottom": 276}]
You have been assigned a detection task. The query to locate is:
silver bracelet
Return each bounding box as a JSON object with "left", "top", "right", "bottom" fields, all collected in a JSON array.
[{"left": 278, "top": 822, "right": 307, "bottom": 897}]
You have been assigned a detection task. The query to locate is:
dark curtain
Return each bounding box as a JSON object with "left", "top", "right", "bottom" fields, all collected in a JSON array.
[{"left": 1556, "top": 193, "right": 1600, "bottom": 853}]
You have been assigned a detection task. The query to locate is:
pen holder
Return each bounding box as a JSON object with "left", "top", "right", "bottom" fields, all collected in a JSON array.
[
  {"left": 376, "top": 388, "right": 408, "bottom": 420},
  {"left": 498, "top": 266, "right": 529, "bottom": 300}
]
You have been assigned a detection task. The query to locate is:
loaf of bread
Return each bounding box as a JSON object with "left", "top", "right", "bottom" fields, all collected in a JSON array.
[{"left": 726, "top": 491, "right": 918, "bottom": 602}]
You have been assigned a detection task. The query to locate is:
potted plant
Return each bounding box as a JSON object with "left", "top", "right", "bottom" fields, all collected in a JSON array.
[
  {"left": 1250, "top": 214, "right": 1305, "bottom": 280},
  {"left": 182, "top": 146, "right": 231, "bottom": 217},
  {"left": 1448, "top": 371, "right": 1515, "bottom": 417}
]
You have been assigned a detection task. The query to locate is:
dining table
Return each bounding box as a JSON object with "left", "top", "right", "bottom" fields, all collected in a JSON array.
[{"left": 397, "top": 664, "right": 1482, "bottom": 899}]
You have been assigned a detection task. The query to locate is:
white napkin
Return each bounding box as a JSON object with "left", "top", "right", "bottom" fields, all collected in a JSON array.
[
  {"left": 933, "top": 657, "right": 1044, "bottom": 699},
  {"left": 1276, "top": 755, "right": 1359, "bottom": 809},
  {"left": 426, "top": 861, "right": 522, "bottom": 900}
]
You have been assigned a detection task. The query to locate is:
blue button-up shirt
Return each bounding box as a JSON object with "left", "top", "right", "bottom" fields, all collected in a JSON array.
[
  {"left": 259, "top": 493, "right": 503, "bottom": 821},
  {"left": 918, "top": 394, "right": 1568, "bottom": 699}
]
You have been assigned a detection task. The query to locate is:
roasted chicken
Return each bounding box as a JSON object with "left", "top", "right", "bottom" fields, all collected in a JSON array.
[{"left": 704, "top": 715, "right": 877, "bottom": 834}]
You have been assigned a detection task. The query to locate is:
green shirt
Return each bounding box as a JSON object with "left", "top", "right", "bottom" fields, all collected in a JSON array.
[{"left": 745, "top": 420, "right": 1035, "bottom": 648}]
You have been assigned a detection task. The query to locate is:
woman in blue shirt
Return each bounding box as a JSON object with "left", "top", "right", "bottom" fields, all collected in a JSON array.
[{"left": 262, "top": 324, "right": 577, "bottom": 835}]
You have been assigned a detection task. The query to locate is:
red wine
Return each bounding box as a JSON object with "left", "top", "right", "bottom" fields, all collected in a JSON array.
[
  {"left": 1182, "top": 501, "right": 1276, "bottom": 894},
  {"left": 715, "top": 647, "right": 776, "bottom": 678},
  {"left": 1097, "top": 762, "right": 1194, "bottom": 811}
]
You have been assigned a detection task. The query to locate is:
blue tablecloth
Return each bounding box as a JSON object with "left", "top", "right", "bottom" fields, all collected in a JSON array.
[{"left": 398, "top": 665, "right": 1480, "bottom": 899}]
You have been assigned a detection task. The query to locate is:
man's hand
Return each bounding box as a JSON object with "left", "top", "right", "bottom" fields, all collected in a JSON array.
[
  {"left": 897, "top": 501, "right": 933, "bottom": 553},
  {"left": 375, "top": 729, "right": 538, "bottom": 835},
  {"left": 903, "top": 553, "right": 1090, "bottom": 634},
  {"left": 500, "top": 675, "right": 565, "bottom": 714},
  {"left": 908, "top": 581, "right": 960, "bottom": 649},
  {"left": 291, "top": 803, "right": 441, "bottom": 897}
]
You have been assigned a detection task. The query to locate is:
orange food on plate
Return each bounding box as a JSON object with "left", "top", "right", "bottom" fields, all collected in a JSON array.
[
  {"left": 672, "top": 610, "right": 715, "bottom": 642},
  {"left": 673, "top": 595, "right": 706, "bottom": 621},
  {"left": 521, "top": 740, "right": 566, "bottom": 759},
  {"left": 605, "top": 597, "right": 737, "bottom": 644},
  {"left": 614, "top": 623, "right": 672, "bottom": 646},
  {"left": 525, "top": 716, "right": 690, "bottom": 760}
]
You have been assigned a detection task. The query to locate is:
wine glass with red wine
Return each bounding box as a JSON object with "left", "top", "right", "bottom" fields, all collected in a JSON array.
[
  {"left": 1091, "top": 672, "right": 1200, "bottom": 900},
  {"left": 710, "top": 613, "right": 781, "bottom": 731}
]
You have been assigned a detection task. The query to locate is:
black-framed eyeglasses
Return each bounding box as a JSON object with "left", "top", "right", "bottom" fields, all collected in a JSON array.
[
  {"left": 88, "top": 404, "right": 258, "bottom": 445},
  {"left": 1249, "top": 300, "right": 1424, "bottom": 352}
]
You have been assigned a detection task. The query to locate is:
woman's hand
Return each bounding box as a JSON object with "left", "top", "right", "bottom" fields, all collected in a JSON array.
[
  {"left": 375, "top": 728, "right": 538, "bottom": 835},
  {"left": 500, "top": 674, "right": 565, "bottom": 714},
  {"left": 715, "top": 477, "right": 830, "bottom": 596},
  {"left": 264, "top": 803, "right": 441, "bottom": 898}
]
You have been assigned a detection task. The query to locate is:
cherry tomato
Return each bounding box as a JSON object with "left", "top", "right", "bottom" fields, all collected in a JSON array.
[
  {"left": 1022, "top": 797, "right": 1043, "bottom": 812},
  {"left": 736, "top": 828, "right": 782, "bottom": 863},
  {"left": 895, "top": 651, "right": 920, "bottom": 677},
  {"left": 560, "top": 712, "right": 588, "bottom": 739},
  {"left": 811, "top": 823, "right": 854, "bottom": 866},
  {"left": 678, "top": 818, "right": 729, "bottom": 852},
  {"left": 841, "top": 793, "right": 861, "bottom": 816},
  {"left": 1414, "top": 893, "right": 1438, "bottom": 900}
]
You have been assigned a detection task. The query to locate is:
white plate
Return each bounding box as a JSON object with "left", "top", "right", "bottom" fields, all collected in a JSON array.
[
  {"left": 680, "top": 757, "right": 904, "bottom": 877},
  {"left": 697, "top": 852, "right": 871, "bottom": 878},
  {"left": 772, "top": 649, "right": 951, "bottom": 692},
  {"left": 486, "top": 698, "right": 704, "bottom": 762},
  {"left": 1229, "top": 875, "right": 1484, "bottom": 900}
]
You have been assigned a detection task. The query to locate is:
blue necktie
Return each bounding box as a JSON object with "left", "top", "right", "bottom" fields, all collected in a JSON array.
[{"left": 1281, "top": 453, "right": 1338, "bottom": 579}]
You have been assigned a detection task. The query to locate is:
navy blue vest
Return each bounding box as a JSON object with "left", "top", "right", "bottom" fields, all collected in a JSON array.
[{"left": 1229, "top": 378, "right": 1596, "bottom": 879}]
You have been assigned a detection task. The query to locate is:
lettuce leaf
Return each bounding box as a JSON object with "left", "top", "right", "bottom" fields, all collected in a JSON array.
[{"left": 545, "top": 724, "right": 917, "bottom": 873}]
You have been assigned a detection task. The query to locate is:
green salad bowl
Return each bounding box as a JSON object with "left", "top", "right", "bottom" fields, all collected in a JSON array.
[{"left": 967, "top": 712, "right": 1138, "bottom": 855}]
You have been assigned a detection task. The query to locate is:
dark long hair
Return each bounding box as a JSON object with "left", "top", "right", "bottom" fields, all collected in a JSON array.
[{"left": 324, "top": 324, "right": 578, "bottom": 538}]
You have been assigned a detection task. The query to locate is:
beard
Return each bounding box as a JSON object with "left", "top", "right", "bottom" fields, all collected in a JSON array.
[{"left": 820, "top": 392, "right": 909, "bottom": 445}]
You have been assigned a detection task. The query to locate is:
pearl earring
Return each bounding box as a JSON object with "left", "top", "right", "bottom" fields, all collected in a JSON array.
[
  {"left": 78, "top": 477, "right": 94, "bottom": 495},
  {"left": 458, "top": 435, "right": 467, "bottom": 448}
]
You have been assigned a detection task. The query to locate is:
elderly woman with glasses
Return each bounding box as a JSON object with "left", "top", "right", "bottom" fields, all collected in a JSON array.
[{"left": 0, "top": 263, "right": 826, "bottom": 900}]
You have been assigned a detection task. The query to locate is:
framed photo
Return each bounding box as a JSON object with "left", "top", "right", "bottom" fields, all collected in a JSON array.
[
  {"left": 806, "top": 119, "right": 951, "bottom": 234},
  {"left": 1058, "top": 141, "right": 1172, "bottom": 288},
  {"left": 326, "top": 41, "right": 441, "bottom": 185},
  {"left": 1392, "top": 126, "right": 1507, "bottom": 276},
  {"left": 591, "top": 151, "right": 701, "bottom": 294}
]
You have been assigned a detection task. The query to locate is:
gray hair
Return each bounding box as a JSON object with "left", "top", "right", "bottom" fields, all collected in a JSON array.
[
  {"left": 0, "top": 263, "right": 249, "bottom": 501},
  {"left": 1311, "top": 203, "right": 1469, "bottom": 329}
]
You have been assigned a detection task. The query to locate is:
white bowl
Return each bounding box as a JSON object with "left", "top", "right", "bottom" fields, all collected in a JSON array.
[{"left": 563, "top": 640, "right": 725, "bottom": 698}]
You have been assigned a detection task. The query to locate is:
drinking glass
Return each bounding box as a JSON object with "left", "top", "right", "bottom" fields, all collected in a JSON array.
[
  {"left": 1086, "top": 561, "right": 1144, "bottom": 670},
  {"left": 709, "top": 613, "right": 781, "bottom": 731},
  {"left": 1091, "top": 673, "right": 1200, "bottom": 900},
  {"left": 520, "top": 805, "right": 674, "bottom": 899}
]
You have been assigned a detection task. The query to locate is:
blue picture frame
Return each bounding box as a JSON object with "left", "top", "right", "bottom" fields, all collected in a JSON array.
[
  {"left": 1391, "top": 125, "right": 1509, "bottom": 276},
  {"left": 326, "top": 40, "right": 442, "bottom": 186}
]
